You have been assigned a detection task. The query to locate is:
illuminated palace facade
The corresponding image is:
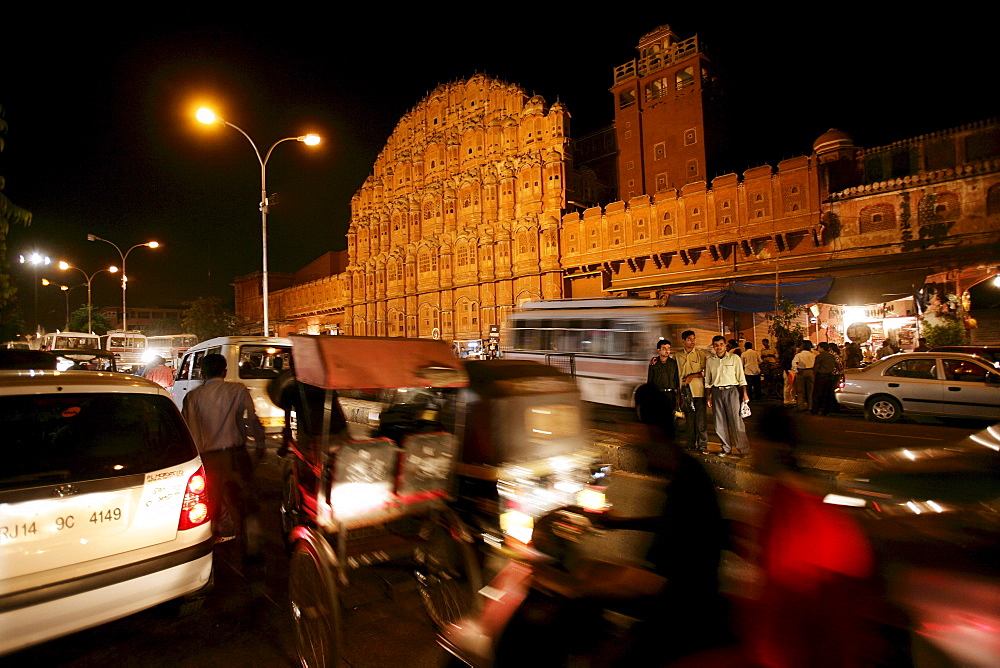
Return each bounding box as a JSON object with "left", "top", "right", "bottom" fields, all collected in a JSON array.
[
  {"left": 236, "top": 75, "right": 575, "bottom": 342},
  {"left": 236, "top": 25, "right": 999, "bottom": 342}
]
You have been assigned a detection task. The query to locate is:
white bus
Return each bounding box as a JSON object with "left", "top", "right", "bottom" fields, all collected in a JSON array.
[
  {"left": 101, "top": 330, "right": 148, "bottom": 372},
  {"left": 501, "top": 299, "right": 695, "bottom": 411},
  {"left": 37, "top": 331, "right": 101, "bottom": 350},
  {"left": 145, "top": 334, "right": 199, "bottom": 367}
]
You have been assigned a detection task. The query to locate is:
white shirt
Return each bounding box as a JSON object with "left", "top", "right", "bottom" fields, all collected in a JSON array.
[
  {"left": 742, "top": 348, "right": 762, "bottom": 375},
  {"left": 792, "top": 350, "right": 817, "bottom": 372}
]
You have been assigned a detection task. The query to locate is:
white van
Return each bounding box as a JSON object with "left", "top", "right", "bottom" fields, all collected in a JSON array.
[{"left": 170, "top": 336, "right": 292, "bottom": 432}]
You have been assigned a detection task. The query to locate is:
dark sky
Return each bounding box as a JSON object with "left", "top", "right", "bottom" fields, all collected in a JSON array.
[{"left": 3, "top": 9, "right": 993, "bottom": 333}]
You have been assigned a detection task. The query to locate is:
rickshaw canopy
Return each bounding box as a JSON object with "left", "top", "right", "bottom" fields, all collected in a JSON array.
[{"left": 290, "top": 335, "right": 467, "bottom": 390}]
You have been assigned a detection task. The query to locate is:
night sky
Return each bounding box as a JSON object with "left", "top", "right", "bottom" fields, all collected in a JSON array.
[{"left": 3, "top": 9, "right": 993, "bottom": 333}]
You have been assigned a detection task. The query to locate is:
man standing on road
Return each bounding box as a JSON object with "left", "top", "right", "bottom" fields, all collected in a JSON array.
[
  {"left": 646, "top": 339, "right": 681, "bottom": 442},
  {"left": 792, "top": 341, "right": 817, "bottom": 412},
  {"left": 674, "top": 331, "right": 709, "bottom": 452},
  {"left": 811, "top": 342, "right": 838, "bottom": 416},
  {"left": 705, "top": 335, "right": 750, "bottom": 458},
  {"left": 742, "top": 342, "right": 762, "bottom": 401},
  {"left": 144, "top": 355, "right": 174, "bottom": 389},
  {"left": 182, "top": 353, "right": 265, "bottom": 554}
]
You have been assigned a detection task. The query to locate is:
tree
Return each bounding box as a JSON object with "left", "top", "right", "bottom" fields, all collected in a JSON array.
[
  {"left": 0, "top": 104, "right": 33, "bottom": 337},
  {"left": 181, "top": 297, "right": 237, "bottom": 341},
  {"left": 67, "top": 305, "right": 114, "bottom": 336},
  {"left": 766, "top": 299, "right": 809, "bottom": 349}
]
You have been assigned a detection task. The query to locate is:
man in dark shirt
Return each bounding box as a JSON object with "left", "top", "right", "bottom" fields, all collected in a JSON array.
[
  {"left": 646, "top": 339, "right": 681, "bottom": 442},
  {"left": 812, "top": 342, "right": 838, "bottom": 416}
]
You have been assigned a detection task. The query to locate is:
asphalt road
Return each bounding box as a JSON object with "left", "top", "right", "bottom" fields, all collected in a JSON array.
[{"left": 3, "top": 410, "right": 987, "bottom": 667}]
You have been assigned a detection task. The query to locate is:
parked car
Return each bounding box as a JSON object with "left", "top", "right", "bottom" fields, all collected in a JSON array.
[
  {"left": 836, "top": 352, "right": 1000, "bottom": 423},
  {"left": 0, "top": 370, "right": 213, "bottom": 656},
  {"left": 0, "top": 349, "right": 57, "bottom": 370},
  {"left": 169, "top": 336, "right": 291, "bottom": 432}
]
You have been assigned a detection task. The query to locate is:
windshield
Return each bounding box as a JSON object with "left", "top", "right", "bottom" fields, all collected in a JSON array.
[
  {"left": 1, "top": 393, "right": 197, "bottom": 491},
  {"left": 238, "top": 345, "right": 291, "bottom": 379}
]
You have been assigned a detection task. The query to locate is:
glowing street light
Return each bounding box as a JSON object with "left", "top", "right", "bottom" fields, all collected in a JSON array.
[
  {"left": 196, "top": 106, "right": 321, "bottom": 336},
  {"left": 86, "top": 235, "right": 158, "bottom": 334},
  {"left": 58, "top": 260, "right": 119, "bottom": 334},
  {"left": 41, "top": 279, "right": 85, "bottom": 330},
  {"left": 18, "top": 251, "right": 51, "bottom": 336}
]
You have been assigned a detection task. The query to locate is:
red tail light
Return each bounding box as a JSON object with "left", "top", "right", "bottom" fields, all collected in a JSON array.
[{"left": 178, "top": 466, "right": 210, "bottom": 530}]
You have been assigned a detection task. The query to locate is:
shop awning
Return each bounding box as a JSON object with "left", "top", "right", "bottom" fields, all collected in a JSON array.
[
  {"left": 666, "top": 278, "right": 833, "bottom": 313},
  {"left": 822, "top": 269, "right": 928, "bottom": 306}
]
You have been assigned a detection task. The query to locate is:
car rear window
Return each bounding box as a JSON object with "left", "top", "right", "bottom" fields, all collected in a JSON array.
[
  {"left": 1, "top": 393, "right": 198, "bottom": 492},
  {"left": 238, "top": 345, "right": 291, "bottom": 379}
]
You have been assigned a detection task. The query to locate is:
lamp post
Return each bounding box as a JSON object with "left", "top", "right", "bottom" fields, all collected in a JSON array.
[
  {"left": 196, "top": 107, "right": 320, "bottom": 336},
  {"left": 41, "top": 279, "right": 86, "bottom": 330},
  {"left": 58, "top": 261, "right": 119, "bottom": 334},
  {"left": 86, "top": 235, "right": 158, "bottom": 334},
  {"left": 18, "top": 251, "right": 51, "bottom": 336}
]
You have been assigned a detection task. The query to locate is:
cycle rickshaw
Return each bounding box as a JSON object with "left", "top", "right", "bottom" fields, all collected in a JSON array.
[{"left": 277, "top": 335, "right": 482, "bottom": 667}]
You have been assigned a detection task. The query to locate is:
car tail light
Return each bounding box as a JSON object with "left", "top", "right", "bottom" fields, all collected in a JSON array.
[{"left": 178, "top": 466, "right": 210, "bottom": 530}]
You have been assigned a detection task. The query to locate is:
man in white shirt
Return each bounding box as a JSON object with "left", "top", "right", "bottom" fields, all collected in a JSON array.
[
  {"left": 705, "top": 335, "right": 750, "bottom": 458},
  {"left": 792, "top": 341, "right": 817, "bottom": 412},
  {"left": 741, "top": 343, "right": 762, "bottom": 401}
]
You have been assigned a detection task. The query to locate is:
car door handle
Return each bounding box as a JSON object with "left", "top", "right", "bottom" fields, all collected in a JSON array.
[
  {"left": 948, "top": 387, "right": 961, "bottom": 391},
  {"left": 888, "top": 383, "right": 899, "bottom": 387}
]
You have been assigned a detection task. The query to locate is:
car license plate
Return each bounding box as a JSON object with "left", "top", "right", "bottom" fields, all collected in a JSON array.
[{"left": 0, "top": 491, "right": 132, "bottom": 547}]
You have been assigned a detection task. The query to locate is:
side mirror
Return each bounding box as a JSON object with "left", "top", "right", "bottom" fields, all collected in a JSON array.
[{"left": 985, "top": 373, "right": 1000, "bottom": 387}]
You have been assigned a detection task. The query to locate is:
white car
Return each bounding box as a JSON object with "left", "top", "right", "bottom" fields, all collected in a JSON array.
[
  {"left": 836, "top": 352, "right": 1000, "bottom": 423},
  {"left": 0, "top": 370, "right": 213, "bottom": 656}
]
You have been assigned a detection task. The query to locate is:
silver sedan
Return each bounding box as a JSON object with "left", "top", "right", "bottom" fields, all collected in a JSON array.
[{"left": 836, "top": 352, "right": 1000, "bottom": 423}]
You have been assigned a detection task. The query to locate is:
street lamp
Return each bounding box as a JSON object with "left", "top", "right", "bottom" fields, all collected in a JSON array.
[
  {"left": 58, "top": 261, "right": 119, "bottom": 334},
  {"left": 41, "top": 279, "right": 86, "bottom": 330},
  {"left": 86, "top": 235, "right": 158, "bottom": 334},
  {"left": 18, "top": 251, "right": 51, "bottom": 336},
  {"left": 196, "top": 107, "right": 321, "bottom": 336}
]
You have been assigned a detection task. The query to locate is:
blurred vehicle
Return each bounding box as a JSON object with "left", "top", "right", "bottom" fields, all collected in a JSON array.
[
  {"left": 0, "top": 371, "right": 213, "bottom": 656},
  {"left": 36, "top": 331, "right": 100, "bottom": 351},
  {"left": 170, "top": 336, "right": 291, "bottom": 432},
  {"left": 827, "top": 424, "right": 1000, "bottom": 666},
  {"left": 275, "top": 335, "right": 480, "bottom": 667},
  {"left": 49, "top": 348, "right": 117, "bottom": 372},
  {"left": 3, "top": 341, "right": 31, "bottom": 349},
  {"left": 100, "top": 330, "right": 148, "bottom": 373},
  {"left": 0, "top": 349, "right": 58, "bottom": 370},
  {"left": 456, "top": 360, "right": 600, "bottom": 549},
  {"left": 930, "top": 346, "right": 1000, "bottom": 369},
  {"left": 836, "top": 352, "right": 1000, "bottom": 423},
  {"left": 145, "top": 334, "right": 198, "bottom": 368},
  {"left": 501, "top": 298, "right": 693, "bottom": 414}
]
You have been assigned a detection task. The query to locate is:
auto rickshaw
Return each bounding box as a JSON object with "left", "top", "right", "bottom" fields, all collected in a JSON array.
[
  {"left": 277, "top": 335, "right": 482, "bottom": 667},
  {"left": 454, "top": 360, "right": 605, "bottom": 551}
]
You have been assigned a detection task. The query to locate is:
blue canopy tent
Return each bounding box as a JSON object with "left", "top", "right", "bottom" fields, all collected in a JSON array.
[{"left": 666, "top": 278, "right": 834, "bottom": 313}]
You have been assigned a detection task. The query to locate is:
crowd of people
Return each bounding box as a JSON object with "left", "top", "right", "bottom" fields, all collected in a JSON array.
[{"left": 644, "top": 332, "right": 891, "bottom": 456}]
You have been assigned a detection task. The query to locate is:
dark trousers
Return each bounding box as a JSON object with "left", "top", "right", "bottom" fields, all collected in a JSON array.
[
  {"left": 683, "top": 396, "right": 708, "bottom": 449},
  {"left": 812, "top": 373, "right": 836, "bottom": 415},
  {"left": 746, "top": 374, "right": 761, "bottom": 401},
  {"left": 200, "top": 447, "right": 259, "bottom": 532},
  {"left": 655, "top": 389, "right": 678, "bottom": 443}
]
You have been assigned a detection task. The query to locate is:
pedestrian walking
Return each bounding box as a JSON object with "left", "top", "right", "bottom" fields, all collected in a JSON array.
[
  {"left": 742, "top": 342, "right": 762, "bottom": 401},
  {"left": 705, "top": 335, "right": 750, "bottom": 458},
  {"left": 181, "top": 353, "right": 266, "bottom": 555},
  {"left": 674, "top": 330, "right": 709, "bottom": 452},
  {"left": 646, "top": 339, "right": 681, "bottom": 443}
]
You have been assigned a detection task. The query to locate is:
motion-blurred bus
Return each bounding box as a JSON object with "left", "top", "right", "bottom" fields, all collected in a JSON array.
[
  {"left": 37, "top": 331, "right": 101, "bottom": 350},
  {"left": 501, "top": 299, "right": 693, "bottom": 412}
]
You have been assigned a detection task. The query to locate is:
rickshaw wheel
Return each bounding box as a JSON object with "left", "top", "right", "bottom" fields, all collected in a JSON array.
[
  {"left": 280, "top": 471, "right": 301, "bottom": 546},
  {"left": 289, "top": 539, "right": 341, "bottom": 668},
  {"left": 413, "top": 512, "right": 482, "bottom": 629}
]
